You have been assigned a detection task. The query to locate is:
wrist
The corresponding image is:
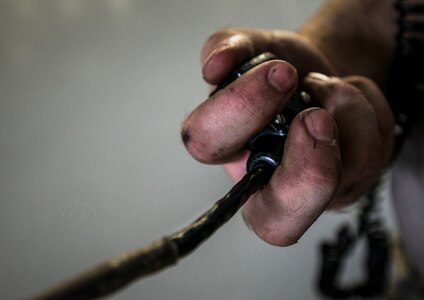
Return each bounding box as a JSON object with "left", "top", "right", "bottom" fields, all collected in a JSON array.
[{"left": 297, "top": 0, "right": 397, "bottom": 91}]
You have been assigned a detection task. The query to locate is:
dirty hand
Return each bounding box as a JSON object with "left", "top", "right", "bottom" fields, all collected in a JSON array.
[{"left": 181, "top": 29, "right": 394, "bottom": 246}]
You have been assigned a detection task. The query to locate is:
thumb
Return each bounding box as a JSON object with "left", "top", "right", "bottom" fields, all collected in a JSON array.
[{"left": 242, "top": 108, "right": 341, "bottom": 246}]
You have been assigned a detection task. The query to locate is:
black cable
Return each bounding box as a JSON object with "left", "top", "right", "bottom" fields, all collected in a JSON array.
[
  {"left": 170, "top": 166, "right": 274, "bottom": 258},
  {"left": 32, "top": 53, "right": 306, "bottom": 299},
  {"left": 32, "top": 166, "right": 273, "bottom": 300}
]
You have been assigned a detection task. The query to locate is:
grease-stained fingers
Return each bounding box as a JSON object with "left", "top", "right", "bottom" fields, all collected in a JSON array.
[
  {"left": 182, "top": 60, "right": 298, "bottom": 164},
  {"left": 242, "top": 108, "right": 341, "bottom": 246},
  {"left": 342, "top": 75, "right": 395, "bottom": 162},
  {"left": 303, "top": 72, "right": 387, "bottom": 206},
  {"left": 200, "top": 29, "right": 335, "bottom": 85}
]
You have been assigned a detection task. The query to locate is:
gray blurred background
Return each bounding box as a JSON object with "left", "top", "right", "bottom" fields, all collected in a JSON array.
[{"left": 0, "top": 0, "right": 398, "bottom": 299}]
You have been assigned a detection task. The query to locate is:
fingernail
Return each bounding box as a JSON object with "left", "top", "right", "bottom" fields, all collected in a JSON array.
[
  {"left": 304, "top": 109, "right": 335, "bottom": 143},
  {"left": 268, "top": 62, "right": 297, "bottom": 93},
  {"left": 203, "top": 44, "right": 229, "bottom": 67},
  {"left": 307, "top": 72, "right": 330, "bottom": 81}
]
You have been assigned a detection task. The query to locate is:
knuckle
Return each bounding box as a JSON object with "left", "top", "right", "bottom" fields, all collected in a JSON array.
[
  {"left": 205, "top": 29, "right": 236, "bottom": 46},
  {"left": 344, "top": 75, "right": 377, "bottom": 91},
  {"left": 228, "top": 87, "right": 267, "bottom": 121},
  {"left": 321, "top": 79, "right": 370, "bottom": 113},
  {"left": 331, "top": 80, "right": 363, "bottom": 99}
]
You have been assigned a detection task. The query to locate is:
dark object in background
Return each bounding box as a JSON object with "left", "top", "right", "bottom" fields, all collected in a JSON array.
[
  {"left": 318, "top": 0, "right": 424, "bottom": 298},
  {"left": 317, "top": 183, "right": 390, "bottom": 299}
]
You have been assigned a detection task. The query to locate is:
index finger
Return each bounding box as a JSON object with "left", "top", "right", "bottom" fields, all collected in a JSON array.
[{"left": 182, "top": 59, "right": 297, "bottom": 164}]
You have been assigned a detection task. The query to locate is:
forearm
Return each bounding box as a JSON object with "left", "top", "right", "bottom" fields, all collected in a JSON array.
[{"left": 298, "top": 0, "right": 397, "bottom": 92}]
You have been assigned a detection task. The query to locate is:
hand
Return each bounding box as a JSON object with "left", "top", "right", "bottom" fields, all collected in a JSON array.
[{"left": 181, "top": 29, "right": 395, "bottom": 246}]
